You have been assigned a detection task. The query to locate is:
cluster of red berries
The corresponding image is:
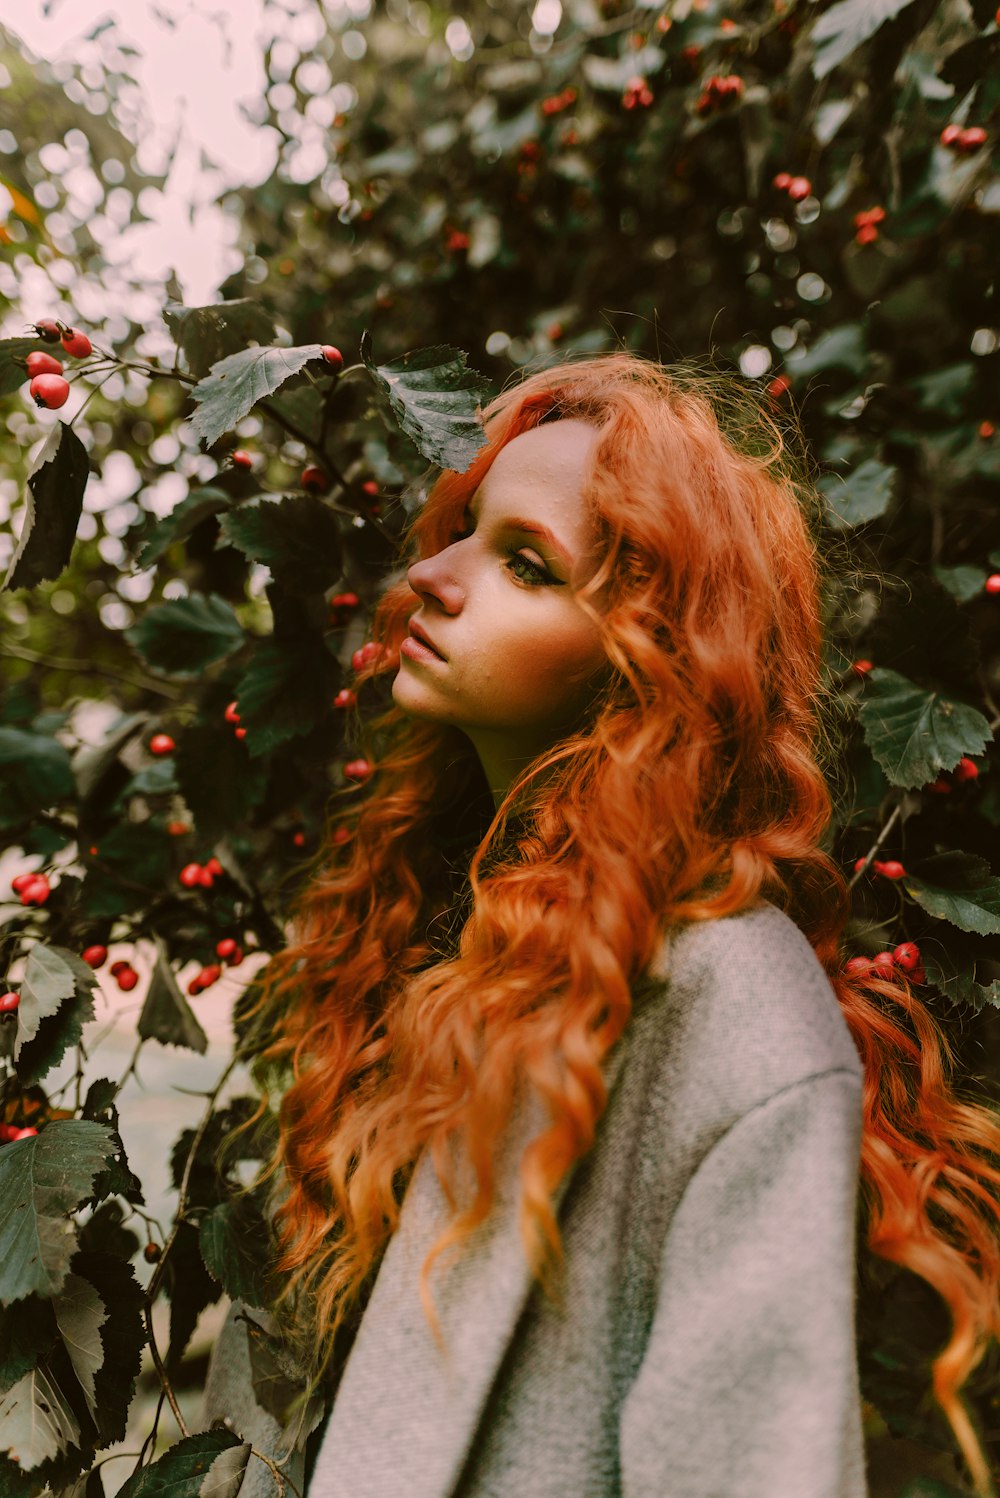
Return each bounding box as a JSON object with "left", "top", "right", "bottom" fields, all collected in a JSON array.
[
  {"left": 108, "top": 960, "right": 139, "bottom": 991},
  {"left": 924, "top": 757, "right": 980, "bottom": 794},
  {"left": 623, "top": 75, "right": 654, "bottom": 110},
  {"left": 939, "top": 124, "right": 988, "bottom": 153},
  {"left": 853, "top": 857, "right": 907, "bottom": 879},
  {"left": 10, "top": 871, "right": 51, "bottom": 905},
  {"left": 225, "top": 700, "right": 247, "bottom": 742},
  {"left": 179, "top": 856, "right": 225, "bottom": 889},
  {"left": 853, "top": 206, "right": 885, "bottom": 246},
  {"left": 351, "top": 639, "right": 389, "bottom": 674},
  {"left": 187, "top": 938, "right": 243, "bottom": 997},
  {"left": 773, "top": 172, "right": 812, "bottom": 201},
  {"left": 329, "top": 590, "right": 360, "bottom": 629},
  {"left": 844, "top": 942, "right": 926, "bottom": 985},
  {"left": 695, "top": 74, "right": 744, "bottom": 115},
  {"left": 0, "top": 1122, "right": 38, "bottom": 1144},
  {"left": 24, "top": 318, "right": 94, "bottom": 409},
  {"left": 541, "top": 87, "right": 577, "bottom": 117}
]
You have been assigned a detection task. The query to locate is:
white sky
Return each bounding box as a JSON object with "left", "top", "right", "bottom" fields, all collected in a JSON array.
[{"left": 6, "top": 0, "right": 289, "bottom": 302}]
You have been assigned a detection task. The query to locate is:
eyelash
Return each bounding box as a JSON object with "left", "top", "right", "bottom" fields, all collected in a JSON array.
[{"left": 447, "top": 528, "right": 552, "bottom": 586}]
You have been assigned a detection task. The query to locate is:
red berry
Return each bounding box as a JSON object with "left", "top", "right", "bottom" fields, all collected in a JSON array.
[
  {"left": 978, "top": 421, "right": 995, "bottom": 439},
  {"left": 957, "top": 126, "right": 987, "bottom": 151},
  {"left": 953, "top": 756, "right": 979, "bottom": 781},
  {"left": 116, "top": 968, "right": 139, "bottom": 991},
  {"left": 855, "top": 224, "right": 879, "bottom": 246},
  {"left": 109, "top": 960, "right": 130, "bottom": 975},
  {"left": 204, "top": 856, "right": 224, "bottom": 877},
  {"left": 843, "top": 956, "right": 873, "bottom": 978},
  {"left": 333, "top": 826, "right": 352, "bottom": 845},
  {"left": 292, "top": 830, "right": 306, "bottom": 847},
  {"left": 224, "top": 945, "right": 243, "bottom": 967},
  {"left": 851, "top": 659, "right": 874, "bottom": 677},
  {"left": 302, "top": 465, "right": 328, "bottom": 492},
  {"left": 329, "top": 591, "right": 360, "bottom": 611},
  {"left": 187, "top": 976, "right": 204, "bottom": 996},
  {"left": 224, "top": 700, "right": 241, "bottom": 724},
  {"left": 13, "top": 1127, "right": 38, "bottom": 1140},
  {"left": 0, "top": 992, "right": 20, "bottom": 1013},
  {"left": 787, "top": 176, "right": 812, "bottom": 201},
  {"left": 10, "top": 873, "right": 36, "bottom": 894},
  {"left": 876, "top": 860, "right": 906, "bottom": 879},
  {"left": 853, "top": 857, "right": 869, "bottom": 873},
  {"left": 82, "top": 944, "right": 108, "bottom": 969},
  {"left": 766, "top": 375, "right": 791, "bottom": 399},
  {"left": 321, "top": 346, "right": 344, "bottom": 369},
  {"left": 352, "top": 640, "right": 384, "bottom": 673},
  {"left": 343, "top": 758, "right": 372, "bottom": 782},
  {"left": 333, "top": 687, "right": 356, "bottom": 709},
  {"left": 196, "top": 865, "right": 214, "bottom": 888},
  {"left": 230, "top": 450, "right": 253, "bottom": 469},
  {"left": 984, "top": 574, "right": 1000, "bottom": 595},
  {"left": 361, "top": 480, "right": 379, "bottom": 497},
  {"left": 925, "top": 776, "right": 952, "bottom": 794},
  {"left": 198, "top": 964, "right": 222, "bottom": 988},
  {"left": 871, "top": 951, "right": 897, "bottom": 976},
  {"left": 59, "top": 328, "right": 92, "bottom": 358},
  {"left": 940, "top": 123, "right": 962, "bottom": 147},
  {"left": 216, "top": 937, "right": 237, "bottom": 959},
  {"left": 25, "top": 351, "right": 64, "bottom": 378},
  {"left": 179, "top": 863, "right": 203, "bottom": 889},
  {"left": 29, "top": 373, "right": 70, "bottom": 409},
  {"left": 32, "top": 318, "right": 61, "bottom": 342},
  {"left": 772, "top": 172, "right": 792, "bottom": 191},
  {"left": 167, "top": 821, "right": 190, "bottom": 835},
  {"left": 143, "top": 1241, "right": 161, "bottom": 1263},
  {"left": 149, "top": 733, "right": 175, "bottom": 756},
  {"left": 20, "top": 876, "right": 50, "bottom": 905},
  {"left": 234, "top": 726, "right": 247, "bottom": 740},
  {"left": 893, "top": 942, "right": 920, "bottom": 971}
]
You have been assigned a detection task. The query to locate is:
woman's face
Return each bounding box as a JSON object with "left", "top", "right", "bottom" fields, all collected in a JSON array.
[{"left": 392, "top": 419, "right": 610, "bottom": 803}]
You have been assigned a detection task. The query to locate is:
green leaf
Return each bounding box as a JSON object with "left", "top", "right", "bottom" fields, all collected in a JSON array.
[
  {"left": 14, "top": 946, "right": 99, "bottom": 1088},
  {"left": 0, "top": 1120, "right": 117, "bottom": 1303},
  {"left": 163, "top": 299, "right": 278, "bottom": 379},
  {"left": 173, "top": 722, "right": 269, "bottom": 844},
  {"left": 1, "top": 422, "right": 90, "bottom": 593},
  {"left": 856, "top": 668, "right": 993, "bottom": 789},
  {"left": 113, "top": 1429, "right": 251, "bottom": 1498},
  {"left": 198, "top": 1197, "right": 277, "bottom": 1309},
  {"left": 908, "top": 363, "right": 974, "bottom": 418},
  {"left": 188, "top": 343, "right": 325, "bottom": 449},
  {"left": 818, "top": 458, "right": 896, "bottom": 530},
  {"left": 0, "top": 337, "right": 44, "bottom": 397},
  {"left": 904, "top": 852, "right": 1000, "bottom": 938},
  {"left": 360, "top": 332, "right": 494, "bottom": 474},
  {"left": 73, "top": 1252, "right": 145, "bottom": 1446},
  {"left": 931, "top": 564, "right": 989, "bottom": 604},
  {"left": 917, "top": 929, "right": 1000, "bottom": 1014},
  {"left": 811, "top": 0, "right": 920, "bottom": 79},
  {"left": 0, "top": 727, "right": 74, "bottom": 831},
  {"left": 217, "top": 494, "right": 344, "bottom": 593},
  {"left": 53, "top": 1274, "right": 105, "bottom": 1420},
  {"left": 134, "top": 487, "right": 233, "bottom": 569},
  {"left": 0, "top": 1359, "right": 80, "bottom": 1470},
  {"left": 786, "top": 323, "right": 866, "bottom": 378},
  {"left": 124, "top": 593, "right": 247, "bottom": 677},
  {"left": 233, "top": 634, "right": 340, "bottom": 758},
  {"left": 138, "top": 947, "right": 208, "bottom": 1054},
  {"left": 241, "top": 1310, "right": 325, "bottom": 1437},
  {"left": 0, "top": 1296, "right": 59, "bottom": 1386}
]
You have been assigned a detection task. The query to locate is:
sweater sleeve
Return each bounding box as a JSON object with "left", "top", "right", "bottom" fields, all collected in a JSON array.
[{"left": 618, "top": 1067, "right": 869, "bottom": 1498}]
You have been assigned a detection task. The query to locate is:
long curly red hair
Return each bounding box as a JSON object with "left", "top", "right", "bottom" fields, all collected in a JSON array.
[{"left": 234, "top": 351, "right": 1000, "bottom": 1497}]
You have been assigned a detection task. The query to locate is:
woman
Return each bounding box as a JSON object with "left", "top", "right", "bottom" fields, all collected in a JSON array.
[{"left": 203, "top": 351, "right": 1000, "bottom": 1498}]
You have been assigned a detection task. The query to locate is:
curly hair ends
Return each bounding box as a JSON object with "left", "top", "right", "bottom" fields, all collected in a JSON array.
[{"left": 225, "top": 350, "right": 1000, "bottom": 1498}]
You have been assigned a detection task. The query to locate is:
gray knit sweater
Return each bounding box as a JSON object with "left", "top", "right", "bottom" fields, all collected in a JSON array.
[{"left": 201, "top": 898, "right": 869, "bottom": 1497}]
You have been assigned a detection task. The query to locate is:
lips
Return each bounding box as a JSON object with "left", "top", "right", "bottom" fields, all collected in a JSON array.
[{"left": 407, "top": 619, "right": 446, "bottom": 659}]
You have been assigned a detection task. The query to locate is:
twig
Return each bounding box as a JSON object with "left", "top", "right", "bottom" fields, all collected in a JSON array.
[
  {"left": 846, "top": 801, "right": 904, "bottom": 893},
  {"left": 143, "top": 1300, "right": 189, "bottom": 1438},
  {"left": 0, "top": 643, "right": 183, "bottom": 700},
  {"left": 116, "top": 1034, "right": 146, "bottom": 1092}
]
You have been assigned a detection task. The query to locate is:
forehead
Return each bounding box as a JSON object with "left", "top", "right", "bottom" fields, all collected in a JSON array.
[{"left": 473, "top": 421, "right": 601, "bottom": 542}]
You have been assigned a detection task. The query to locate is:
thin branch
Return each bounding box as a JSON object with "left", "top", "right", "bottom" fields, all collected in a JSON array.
[
  {"left": 143, "top": 1300, "right": 189, "bottom": 1439},
  {"left": 0, "top": 643, "right": 183, "bottom": 700},
  {"left": 846, "top": 800, "right": 904, "bottom": 894}
]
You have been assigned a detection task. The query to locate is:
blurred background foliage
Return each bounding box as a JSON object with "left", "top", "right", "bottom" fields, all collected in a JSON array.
[{"left": 1, "top": 0, "right": 999, "bottom": 1493}]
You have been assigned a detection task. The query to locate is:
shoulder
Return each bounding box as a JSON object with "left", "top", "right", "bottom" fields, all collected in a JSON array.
[{"left": 625, "top": 898, "right": 863, "bottom": 1139}]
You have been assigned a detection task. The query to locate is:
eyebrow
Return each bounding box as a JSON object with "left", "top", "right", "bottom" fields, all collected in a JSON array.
[{"left": 464, "top": 496, "right": 573, "bottom": 568}]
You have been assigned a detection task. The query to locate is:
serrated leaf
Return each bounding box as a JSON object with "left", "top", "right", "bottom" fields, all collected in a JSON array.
[
  {"left": 173, "top": 722, "right": 269, "bottom": 844},
  {"left": 360, "top": 332, "right": 493, "bottom": 474},
  {"left": 0, "top": 1360, "right": 80, "bottom": 1470},
  {"left": 0, "top": 1121, "right": 116, "bottom": 1303},
  {"left": 818, "top": 458, "right": 896, "bottom": 530},
  {"left": 13, "top": 946, "right": 78, "bottom": 1063},
  {"left": 14, "top": 947, "right": 98, "bottom": 1088},
  {"left": 113, "top": 1429, "right": 250, "bottom": 1498},
  {"left": 217, "top": 495, "right": 343, "bottom": 593},
  {"left": 188, "top": 343, "right": 325, "bottom": 449},
  {"left": 138, "top": 947, "right": 208, "bottom": 1054},
  {"left": 163, "top": 299, "right": 278, "bottom": 380},
  {"left": 811, "top": 0, "right": 920, "bottom": 79},
  {"left": 198, "top": 1197, "right": 276, "bottom": 1309},
  {"left": 124, "top": 593, "right": 246, "bottom": 677},
  {"left": 53, "top": 1274, "right": 106, "bottom": 1420},
  {"left": 0, "top": 337, "right": 44, "bottom": 397},
  {"left": 73, "top": 1252, "right": 145, "bottom": 1446},
  {"left": 2, "top": 422, "right": 90, "bottom": 593},
  {"left": 0, "top": 728, "right": 74, "bottom": 832},
  {"left": 903, "top": 853, "right": 1000, "bottom": 938},
  {"left": 232, "top": 634, "right": 340, "bottom": 758},
  {"left": 134, "top": 487, "right": 233, "bottom": 569},
  {"left": 0, "top": 1296, "right": 59, "bottom": 1386},
  {"left": 856, "top": 669, "right": 993, "bottom": 790}
]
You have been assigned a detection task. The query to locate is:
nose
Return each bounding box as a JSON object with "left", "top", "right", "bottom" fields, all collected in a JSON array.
[{"left": 406, "top": 549, "right": 463, "bottom": 611}]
